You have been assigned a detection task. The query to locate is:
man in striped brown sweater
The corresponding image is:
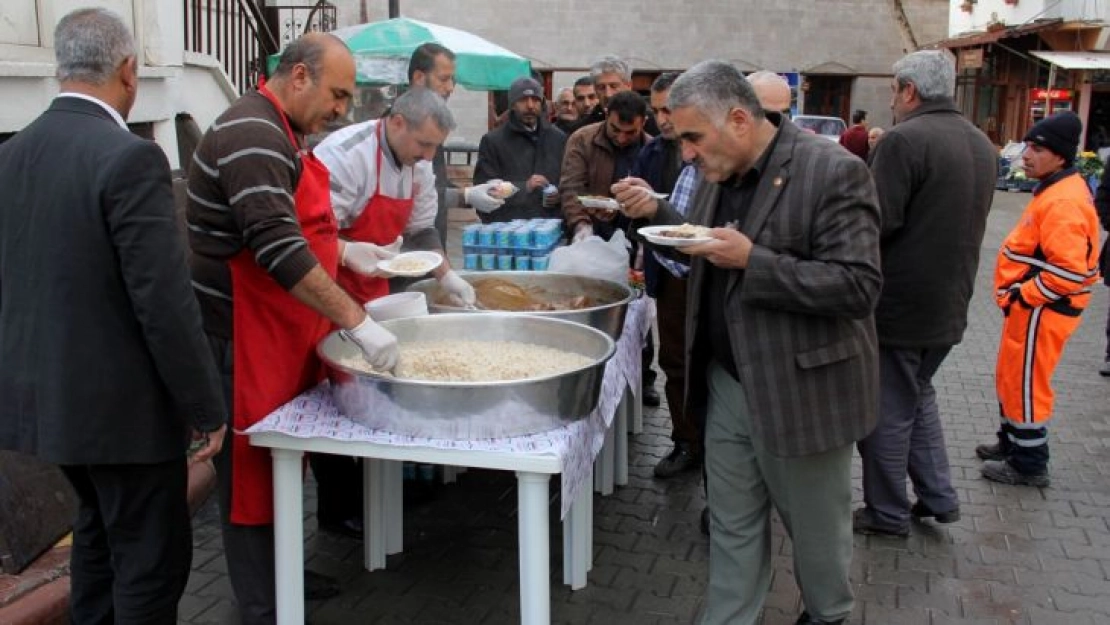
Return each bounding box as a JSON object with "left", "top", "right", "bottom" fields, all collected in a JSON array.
[{"left": 187, "top": 33, "right": 389, "bottom": 622}]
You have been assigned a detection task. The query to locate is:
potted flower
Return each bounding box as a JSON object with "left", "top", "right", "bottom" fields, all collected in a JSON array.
[{"left": 1077, "top": 151, "right": 1105, "bottom": 194}]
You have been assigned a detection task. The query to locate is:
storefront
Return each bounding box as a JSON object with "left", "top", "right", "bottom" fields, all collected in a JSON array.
[
  {"left": 1029, "top": 51, "right": 1110, "bottom": 154},
  {"left": 927, "top": 19, "right": 1110, "bottom": 149}
]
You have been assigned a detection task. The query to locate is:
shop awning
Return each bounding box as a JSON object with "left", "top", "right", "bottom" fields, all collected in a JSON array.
[
  {"left": 1030, "top": 50, "right": 1110, "bottom": 69},
  {"left": 921, "top": 19, "right": 1063, "bottom": 49}
]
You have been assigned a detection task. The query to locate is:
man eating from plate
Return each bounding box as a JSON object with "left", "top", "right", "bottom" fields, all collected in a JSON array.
[{"left": 314, "top": 88, "right": 476, "bottom": 307}]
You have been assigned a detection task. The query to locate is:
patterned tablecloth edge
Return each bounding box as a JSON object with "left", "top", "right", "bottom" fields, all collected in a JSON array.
[{"left": 247, "top": 297, "right": 651, "bottom": 519}]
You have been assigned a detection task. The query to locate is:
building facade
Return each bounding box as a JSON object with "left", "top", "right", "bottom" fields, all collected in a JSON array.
[
  {"left": 325, "top": 0, "right": 950, "bottom": 145},
  {"left": 926, "top": 0, "right": 1110, "bottom": 150}
]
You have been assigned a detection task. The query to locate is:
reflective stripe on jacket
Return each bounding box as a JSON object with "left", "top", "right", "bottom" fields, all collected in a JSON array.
[{"left": 994, "top": 173, "right": 1100, "bottom": 314}]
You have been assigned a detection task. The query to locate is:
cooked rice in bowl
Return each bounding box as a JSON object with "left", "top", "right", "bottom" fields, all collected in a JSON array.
[{"left": 337, "top": 340, "right": 593, "bottom": 382}]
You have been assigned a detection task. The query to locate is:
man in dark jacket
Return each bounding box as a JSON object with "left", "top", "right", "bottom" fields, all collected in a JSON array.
[
  {"left": 616, "top": 60, "right": 881, "bottom": 625},
  {"left": 1095, "top": 164, "right": 1110, "bottom": 375},
  {"left": 0, "top": 8, "right": 226, "bottom": 622},
  {"left": 854, "top": 50, "right": 997, "bottom": 536},
  {"left": 569, "top": 56, "right": 659, "bottom": 136},
  {"left": 473, "top": 76, "right": 567, "bottom": 222},
  {"left": 631, "top": 72, "right": 698, "bottom": 474},
  {"left": 553, "top": 87, "right": 579, "bottom": 134}
]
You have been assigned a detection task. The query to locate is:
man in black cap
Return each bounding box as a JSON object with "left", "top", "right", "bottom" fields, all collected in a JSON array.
[
  {"left": 977, "top": 111, "right": 1100, "bottom": 487},
  {"left": 472, "top": 76, "right": 568, "bottom": 222}
]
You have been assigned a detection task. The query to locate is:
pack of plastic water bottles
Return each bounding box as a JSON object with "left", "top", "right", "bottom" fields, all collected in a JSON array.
[{"left": 460, "top": 219, "right": 563, "bottom": 271}]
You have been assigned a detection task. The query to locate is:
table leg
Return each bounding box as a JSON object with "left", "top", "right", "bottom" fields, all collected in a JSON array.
[
  {"left": 384, "top": 460, "right": 403, "bottom": 555},
  {"left": 631, "top": 371, "right": 644, "bottom": 434},
  {"left": 594, "top": 418, "right": 615, "bottom": 496},
  {"left": 562, "top": 470, "right": 592, "bottom": 589},
  {"left": 364, "top": 459, "right": 387, "bottom": 571},
  {"left": 615, "top": 385, "right": 630, "bottom": 487},
  {"left": 516, "top": 472, "right": 551, "bottom": 625},
  {"left": 271, "top": 449, "right": 305, "bottom": 625}
]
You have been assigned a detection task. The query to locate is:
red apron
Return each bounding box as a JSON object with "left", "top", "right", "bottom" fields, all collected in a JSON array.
[
  {"left": 336, "top": 122, "right": 415, "bottom": 305},
  {"left": 227, "top": 85, "right": 339, "bottom": 525}
]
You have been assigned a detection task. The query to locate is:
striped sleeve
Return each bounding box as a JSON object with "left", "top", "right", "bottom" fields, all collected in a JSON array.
[{"left": 215, "top": 116, "right": 317, "bottom": 289}]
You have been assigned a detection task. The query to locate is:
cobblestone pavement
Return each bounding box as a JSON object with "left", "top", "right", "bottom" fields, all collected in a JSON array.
[{"left": 178, "top": 191, "right": 1110, "bottom": 624}]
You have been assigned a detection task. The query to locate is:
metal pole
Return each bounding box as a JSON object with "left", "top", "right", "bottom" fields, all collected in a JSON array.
[
  {"left": 360, "top": 0, "right": 368, "bottom": 22},
  {"left": 1044, "top": 64, "right": 1056, "bottom": 119},
  {"left": 389, "top": 0, "right": 400, "bottom": 18}
]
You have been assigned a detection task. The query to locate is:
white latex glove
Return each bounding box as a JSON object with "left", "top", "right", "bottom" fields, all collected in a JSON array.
[
  {"left": 439, "top": 269, "right": 476, "bottom": 307},
  {"left": 342, "top": 236, "right": 403, "bottom": 277},
  {"left": 342, "top": 315, "right": 399, "bottom": 370},
  {"left": 572, "top": 223, "right": 594, "bottom": 244},
  {"left": 465, "top": 180, "right": 507, "bottom": 214}
]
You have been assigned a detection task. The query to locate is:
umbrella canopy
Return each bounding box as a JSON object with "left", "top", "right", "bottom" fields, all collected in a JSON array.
[{"left": 267, "top": 18, "right": 532, "bottom": 91}]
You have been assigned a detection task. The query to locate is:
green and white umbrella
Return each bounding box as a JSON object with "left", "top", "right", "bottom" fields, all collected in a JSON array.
[{"left": 268, "top": 18, "right": 532, "bottom": 91}]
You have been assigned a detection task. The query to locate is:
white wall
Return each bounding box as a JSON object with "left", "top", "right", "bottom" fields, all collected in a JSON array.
[
  {"left": 950, "top": 0, "right": 1110, "bottom": 36},
  {"left": 0, "top": 0, "right": 236, "bottom": 169},
  {"left": 0, "top": 0, "right": 42, "bottom": 46}
]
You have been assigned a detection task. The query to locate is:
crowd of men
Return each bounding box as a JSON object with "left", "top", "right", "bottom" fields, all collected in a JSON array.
[{"left": 1, "top": 7, "right": 1105, "bottom": 625}]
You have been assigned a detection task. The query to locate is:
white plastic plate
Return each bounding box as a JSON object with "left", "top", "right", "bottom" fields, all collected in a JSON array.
[
  {"left": 377, "top": 251, "right": 443, "bottom": 277},
  {"left": 638, "top": 225, "right": 714, "bottom": 247}
]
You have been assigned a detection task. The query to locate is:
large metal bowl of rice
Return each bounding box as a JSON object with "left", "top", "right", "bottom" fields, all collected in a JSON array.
[
  {"left": 317, "top": 313, "right": 615, "bottom": 439},
  {"left": 406, "top": 271, "right": 634, "bottom": 340}
]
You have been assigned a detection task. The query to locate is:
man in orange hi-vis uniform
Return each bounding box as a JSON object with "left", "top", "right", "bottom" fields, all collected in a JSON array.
[{"left": 976, "top": 111, "right": 1100, "bottom": 487}]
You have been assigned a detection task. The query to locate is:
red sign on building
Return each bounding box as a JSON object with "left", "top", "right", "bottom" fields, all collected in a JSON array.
[{"left": 1030, "top": 88, "right": 1072, "bottom": 100}]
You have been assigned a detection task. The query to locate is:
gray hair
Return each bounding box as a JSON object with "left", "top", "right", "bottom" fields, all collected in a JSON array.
[
  {"left": 392, "top": 88, "right": 456, "bottom": 133},
  {"left": 669, "top": 60, "right": 764, "bottom": 126},
  {"left": 54, "top": 8, "right": 135, "bottom": 85},
  {"left": 892, "top": 50, "right": 954, "bottom": 101},
  {"left": 590, "top": 55, "right": 631, "bottom": 83}
]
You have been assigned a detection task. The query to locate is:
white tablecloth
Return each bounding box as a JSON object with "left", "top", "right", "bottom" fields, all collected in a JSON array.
[{"left": 247, "top": 296, "right": 653, "bottom": 518}]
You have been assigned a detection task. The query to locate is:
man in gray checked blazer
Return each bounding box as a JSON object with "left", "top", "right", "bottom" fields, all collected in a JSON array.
[{"left": 616, "top": 61, "right": 881, "bottom": 625}]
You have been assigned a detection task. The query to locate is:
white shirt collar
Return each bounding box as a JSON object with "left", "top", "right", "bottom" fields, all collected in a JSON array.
[{"left": 56, "top": 92, "right": 128, "bottom": 130}]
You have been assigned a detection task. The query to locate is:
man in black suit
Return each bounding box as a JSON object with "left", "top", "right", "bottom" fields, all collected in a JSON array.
[
  {"left": 0, "top": 8, "right": 227, "bottom": 623},
  {"left": 617, "top": 60, "right": 881, "bottom": 625}
]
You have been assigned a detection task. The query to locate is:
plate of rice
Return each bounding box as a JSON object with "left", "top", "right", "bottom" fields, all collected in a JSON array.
[{"left": 377, "top": 251, "right": 443, "bottom": 277}]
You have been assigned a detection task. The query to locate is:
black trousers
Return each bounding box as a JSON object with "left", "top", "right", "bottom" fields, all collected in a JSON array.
[
  {"left": 61, "top": 459, "right": 191, "bottom": 625},
  {"left": 309, "top": 453, "right": 363, "bottom": 525},
  {"left": 208, "top": 335, "right": 277, "bottom": 625}
]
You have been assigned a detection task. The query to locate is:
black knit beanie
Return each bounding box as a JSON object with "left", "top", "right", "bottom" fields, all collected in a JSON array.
[{"left": 1023, "top": 111, "right": 1082, "bottom": 165}]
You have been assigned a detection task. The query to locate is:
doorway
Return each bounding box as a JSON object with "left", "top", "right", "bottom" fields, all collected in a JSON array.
[{"left": 803, "top": 75, "right": 853, "bottom": 122}]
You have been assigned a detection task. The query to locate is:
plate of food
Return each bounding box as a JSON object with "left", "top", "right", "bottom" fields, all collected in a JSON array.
[
  {"left": 638, "top": 224, "right": 714, "bottom": 247},
  {"left": 377, "top": 251, "right": 443, "bottom": 277},
  {"left": 578, "top": 195, "right": 621, "bottom": 211},
  {"left": 489, "top": 181, "right": 518, "bottom": 199}
]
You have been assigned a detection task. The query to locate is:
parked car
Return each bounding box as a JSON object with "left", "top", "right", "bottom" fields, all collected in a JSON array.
[{"left": 792, "top": 115, "right": 847, "bottom": 141}]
